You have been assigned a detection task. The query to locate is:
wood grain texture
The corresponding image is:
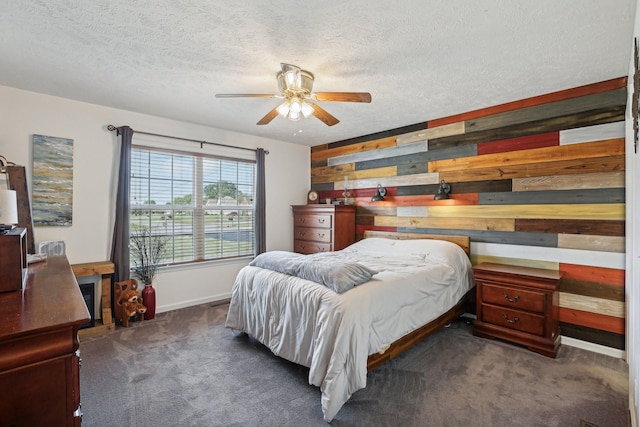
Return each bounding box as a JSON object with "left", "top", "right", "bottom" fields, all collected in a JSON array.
[
  {"left": 512, "top": 171, "right": 625, "bottom": 191},
  {"left": 559, "top": 307, "right": 625, "bottom": 334},
  {"left": 311, "top": 136, "right": 397, "bottom": 162},
  {"left": 375, "top": 216, "right": 515, "bottom": 232},
  {"left": 471, "top": 256, "right": 558, "bottom": 271},
  {"left": 430, "top": 138, "right": 624, "bottom": 173},
  {"left": 515, "top": 219, "right": 625, "bottom": 237},
  {"left": 396, "top": 122, "right": 465, "bottom": 145},
  {"left": 559, "top": 121, "right": 625, "bottom": 145},
  {"left": 477, "top": 131, "right": 559, "bottom": 155},
  {"left": 427, "top": 204, "right": 625, "bottom": 220},
  {"left": 559, "top": 322, "right": 624, "bottom": 350},
  {"left": 479, "top": 188, "right": 624, "bottom": 205},
  {"left": 391, "top": 193, "right": 479, "bottom": 206},
  {"left": 465, "top": 88, "right": 626, "bottom": 134},
  {"left": 557, "top": 234, "right": 625, "bottom": 253},
  {"left": 438, "top": 155, "right": 625, "bottom": 183},
  {"left": 427, "top": 77, "right": 627, "bottom": 128},
  {"left": 558, "top": 278, "right": 624, "bottom": 302},
  {"left": 312, "top": 166, "right": 397, "bottom": 185},
  {"left": 336, "top": 173, "right": 440, "bottom": 190},
  {"left": 396, "top": 228, "right": 558, "bottom": 247},
  {"left": 558, "top": 292, "right": 624, "bottom": 318},
  {"left": 310, "top": 163, "right": 355, "bottom": 177},
  {"left": 427, "top": 106, "right": 625, "bottom": 150},
  {"left": 328, "top": 141, "right": 427, "bottom": 166},
  {"left": 355, "top": 144, "right": 476, "bottom": 171},
  {"left": 559, "top": 263, "right": 625, "bottom": 286}
]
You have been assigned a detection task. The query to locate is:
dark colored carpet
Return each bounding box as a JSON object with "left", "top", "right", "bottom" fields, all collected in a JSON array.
[{"left": 79, "top": 302, "right": 629, "bottom": 426}]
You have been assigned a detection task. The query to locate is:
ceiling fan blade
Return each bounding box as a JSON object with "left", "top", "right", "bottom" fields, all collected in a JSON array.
[
  {"left": 311, "top": 104, "right": 340, "bottom": 126},
  {"left": 314, "top": 92, "right": 372, "bottom": 103},
  {"left": 215, "top": 94, "right": 277, "bottom": 98},
  {"left": 257, "top": 108, "right": 279, "bottom": 125}
]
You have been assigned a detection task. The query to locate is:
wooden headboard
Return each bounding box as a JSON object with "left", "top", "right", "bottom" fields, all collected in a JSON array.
[{"left": 363, "top": 230, "right": 471, "bottom": 257}]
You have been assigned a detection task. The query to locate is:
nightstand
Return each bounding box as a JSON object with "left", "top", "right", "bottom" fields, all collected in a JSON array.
[{"left": 472, "top": 263, "right": 561, "bottom": 358}]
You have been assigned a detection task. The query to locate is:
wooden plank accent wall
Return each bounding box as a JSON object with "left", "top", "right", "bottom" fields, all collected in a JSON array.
[{"left": 310, "top": 77, "right": 627, "bottom": 350}]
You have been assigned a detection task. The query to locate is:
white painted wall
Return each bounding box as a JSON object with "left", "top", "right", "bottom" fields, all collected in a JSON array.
[
  {"left": 628, "top": 3, "right": 640, "bottom": 426},
  {"left": 0, "top": 85, "right": 310, "bottom": 312}
]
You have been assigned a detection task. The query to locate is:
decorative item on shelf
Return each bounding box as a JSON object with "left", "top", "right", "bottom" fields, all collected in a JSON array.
[
  {"left": 0, "top": 189, "right": 18, "bottom": 234},
  {"left": 307, "top": 189, "right": 319, "bottom": 204},
  {"left": 371, "top": 184, "right": 387, "bottom": 202},
  {"left": 434, "top": 179, "right": 451, "bottom": 200},
  {"left": 130, "top": 225, "right": 168, "bottom": 320},
  {"left": 325, "top": 198, "right": 332, "bottom": 204}
]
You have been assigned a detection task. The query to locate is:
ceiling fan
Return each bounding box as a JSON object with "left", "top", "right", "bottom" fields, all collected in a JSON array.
[{"left": 215, "top": 63, "right": 372, "bottom": 126}]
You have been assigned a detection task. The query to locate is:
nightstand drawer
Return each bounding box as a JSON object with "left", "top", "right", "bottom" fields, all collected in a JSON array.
[
  {"left": 293, "top": 214, "right": 332, "bottom": 229},
  {"left": 294, "top": 240, "right": 331, "bottom": 254},
  {"left": 294, "top": 227, "right": 332, "bottom": 243},
  {"left": 481, "top": 304, "right": 545, "bottom": 336},
  {"left": 479, "top": 282, "right": 545, "bottom": 313}
]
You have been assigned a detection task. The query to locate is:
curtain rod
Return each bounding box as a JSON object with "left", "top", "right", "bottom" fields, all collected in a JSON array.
[{"left": 106, "top": 125, "right": 268, "bottom": 154}]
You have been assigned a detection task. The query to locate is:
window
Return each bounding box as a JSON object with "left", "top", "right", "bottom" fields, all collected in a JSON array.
[{"left": 130, "top": 146, "right": 255, "bottom": 265}]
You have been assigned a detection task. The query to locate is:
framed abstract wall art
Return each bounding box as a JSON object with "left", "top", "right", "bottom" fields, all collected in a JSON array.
[{"left": 32, "top": 134, "right": 73, "bottom": 226}]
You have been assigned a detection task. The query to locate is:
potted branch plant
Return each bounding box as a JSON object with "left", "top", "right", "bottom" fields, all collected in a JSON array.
[{"left": 130, "top": 225, "right": 168, "bottom": 320}]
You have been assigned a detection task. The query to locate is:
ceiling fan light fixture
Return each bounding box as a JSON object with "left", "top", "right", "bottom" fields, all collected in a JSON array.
[
  {"left": 276, "top": 101, "right": 290, "bottom": 117},
  {"left": 301, "top": 102, "right": 314, "bottom": 118}
]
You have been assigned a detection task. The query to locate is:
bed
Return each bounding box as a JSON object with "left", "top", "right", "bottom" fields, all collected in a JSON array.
[{"left": 225, "top": 231, "right": 474, "bottom": 422}]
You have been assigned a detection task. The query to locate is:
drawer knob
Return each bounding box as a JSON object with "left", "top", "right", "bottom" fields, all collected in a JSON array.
[
  {"left": 317, "top": 233, "right": 325, "bottom": 238},
  {"left": 502, "top": 313, "right": 520, "bottom": 324},
  {"left": 317, "top": 218, "right": 325, "bottom": 224},
  {"left": 503, "top": 293, "right": 520, "bottom": 303},
  {"left": 298, "top": 231, "right": 306, "bottom": 237}
]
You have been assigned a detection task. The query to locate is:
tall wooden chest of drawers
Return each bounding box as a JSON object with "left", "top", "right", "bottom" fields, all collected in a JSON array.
[
  {"left": 292, "top": 205, "right": 356, "bottom": 254},
  {"left": 472, "top": 263, "right": 561, "bottom": 358}
]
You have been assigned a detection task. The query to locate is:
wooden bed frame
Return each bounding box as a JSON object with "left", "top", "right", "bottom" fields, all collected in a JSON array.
[{"left": 363, "top": 230, "right": 472, "bottom": 371}]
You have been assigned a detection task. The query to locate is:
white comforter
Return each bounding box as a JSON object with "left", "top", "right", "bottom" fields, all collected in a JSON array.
[{"left": 225, "top": 237, "right": 474, "bottom": 422}]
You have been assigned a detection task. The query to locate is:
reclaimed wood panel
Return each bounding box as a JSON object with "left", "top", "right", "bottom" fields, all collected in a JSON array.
[
  {"left": 427, "top": 106, "right": 625, "bottom": 150},
  {"left": 427, "top": 77, "right": 627, "bottom": 128},
  {"left": 559, "top": 121, "right": 625, "bottom": 145},
  {"left": 392, "top": 193, "right": 479, "bottom": 206},
  {"left": 559, "top": 307, "right": 625, "bottom": 334},
  {"left": 336, "top": 173, "right": 440, "bottom": 190},
  {"left": 438, "top": 155, "right": 625, "bottom": 183},
  {"left": 355, "top": 206, "right": 398, "bottom": 217},
  {"left": 560, "top": 263, "right": 625, "bottom": 287},
  {"left": 427, "top": 204, "right": 625, "bottom": 220},
  {"left": 310, "top": 163, "right": 355, "bottom": 177},
  {"left": 558, "top": 278, "right": 624, "bottom": 302},
  {"left": 328, "top": 141, "right": 427, "bottom": 166},
  {"left": 557, "top": 234, "right": 625, "bottom": 253},
  {"left": 430, "top": 138, "right": 624, "bottom": 173},
  {"left": 515, "top": 219, "right": 625, "bottom": 237},
  {"left": 311, "top": 136, "right": 397, "bottom": 161},
  {"left": 312, "top": 166, "right": 397, "bottom": 185},
  {"left": 479, "top": 188, "right": 624, "bottom": 205},
  {"left": 355, "top": 144, "right": 476, "bottom": 171},
  {"left": 375, "top": 216, "right": 515, "bottom": 232},
  {"left": 559, "top": 292, "right": 624, "bottom": 318},
  {"left": 559, "top": 322, "right": 624, "bottom": 350},
  {"left": 512, "top": 171, "right": 625, "bottom": 191},
  {"left": 466, "top": 88, "right": 626, "bottom": 134},
  {"left": 397, "top": 228, "right": 558, "bottom": 247},
  {"left": 477, "top": 131, "right": 559, "bottom": 155},
  {"left": 396, "top": 122, "right": 465, "bottom": 145}
]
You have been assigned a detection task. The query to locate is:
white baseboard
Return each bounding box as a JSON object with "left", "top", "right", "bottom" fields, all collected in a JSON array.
[
  {"left": 156, "top": 292, "right": 232, "bottom": 314},
  {"left": 561, "top": 335, "right": 626, "bottom": 359}
]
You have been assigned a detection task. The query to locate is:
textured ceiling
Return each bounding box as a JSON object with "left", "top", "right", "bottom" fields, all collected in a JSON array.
[{"left": 0, "top": 1, "right": 636, "bottom": 147}]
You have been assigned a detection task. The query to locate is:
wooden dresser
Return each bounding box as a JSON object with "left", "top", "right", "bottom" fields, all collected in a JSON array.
[
  {"left": 0, "top": 255, "right": 90, "bottom": 426},
  {"left": 472, "top": 263, "right": 561, "bottom": 358},
  {"left": 292, "top": 204, "right": 356, "bottom": 254}
]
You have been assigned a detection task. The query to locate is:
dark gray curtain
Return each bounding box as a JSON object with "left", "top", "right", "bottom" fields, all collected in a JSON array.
[
  {"left": 110, "top": 126, "right": 133, "bottom": 283},
  {"left": 254, "top": 148, "right": 266, "bottom": 255}
]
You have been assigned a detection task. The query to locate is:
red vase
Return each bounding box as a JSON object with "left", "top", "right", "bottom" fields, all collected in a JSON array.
[{"left": 142, "top": 284, "right": 156, "bottom": 320}]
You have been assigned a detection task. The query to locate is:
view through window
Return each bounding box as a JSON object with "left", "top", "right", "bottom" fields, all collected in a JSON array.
[{"left": 130, "top": 146, "right": 255, "bottom": 265}]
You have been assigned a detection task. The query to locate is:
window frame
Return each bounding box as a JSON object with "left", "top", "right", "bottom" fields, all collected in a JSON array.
[{"left": 129, "top": 144, "right": 257, "bottom": 267}]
